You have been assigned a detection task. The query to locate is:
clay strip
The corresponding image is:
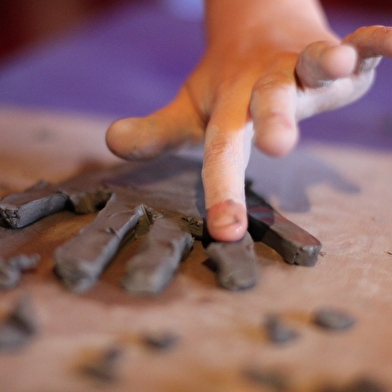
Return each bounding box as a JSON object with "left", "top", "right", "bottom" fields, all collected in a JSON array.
[
  {"left": 55, "top": 193, "right": 144, "bottom": 293},
  {"left": 205, "top": 232, "right": 258, "bottom": 291},
  {"left": 245, "top": 185, "right": 321, "bottom": 266},
  {"left": 122, "top": 218, "right": 193, "bottom": 295},
  {"left": 0, "top": 181, "right": 68, "bottom": 228}
]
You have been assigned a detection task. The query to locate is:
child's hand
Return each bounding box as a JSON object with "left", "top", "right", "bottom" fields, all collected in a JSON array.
[{"left": 106, "top": 22, "right": 392, "bottom": 242}]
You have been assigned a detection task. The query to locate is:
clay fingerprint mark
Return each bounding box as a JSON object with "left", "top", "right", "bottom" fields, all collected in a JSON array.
[
  {"left": 54, "top": 193, "right": 144, "bottom": 293},
  {"left": 245, "top": 184, "right": 322, "bottom": 266},
  {"left": 122, "top": 217, "right": 194, "bottom": 295},
  {"left": 205, "top": 232, "right": 258, "bottom": 291},
  {"left": 0, "top": 181, "right": 68, "bottom": 228}
]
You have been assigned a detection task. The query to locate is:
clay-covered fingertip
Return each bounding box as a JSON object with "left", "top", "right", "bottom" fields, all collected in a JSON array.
[{"left": 206, "top": 200, "right": 248, "bottom": 242}]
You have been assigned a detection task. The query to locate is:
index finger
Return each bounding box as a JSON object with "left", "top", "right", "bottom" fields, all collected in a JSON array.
[{"left": 203, "top": 97, "right": 253, "bottom": 242}]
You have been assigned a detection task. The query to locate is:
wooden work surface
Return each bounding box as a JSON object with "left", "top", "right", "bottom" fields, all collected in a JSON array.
[{"left": 0, "top": 106, "right": 392, "bottom": 392}]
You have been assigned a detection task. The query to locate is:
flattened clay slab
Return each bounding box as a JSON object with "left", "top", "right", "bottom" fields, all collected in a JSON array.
[
  {"left": 246, "top": 184, "right": 322, "bottom": 266},
  {"left": 0, "top": 254, "right": 40, "bottom": 290},
  {"left": 55, "top": 193, "right": 144, "bottom": 293},
  {"left": 205, "top": 232, "right": 258, "bottom": 291},
  {"left": 122, "top": 218, "right": 193, "bottom": 295},
  {"left": 0, "top": 181, "right": 68, "bottom": 228}
]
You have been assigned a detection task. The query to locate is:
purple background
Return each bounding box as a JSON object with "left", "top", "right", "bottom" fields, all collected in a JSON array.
[{"left": 0, "top": 2, "right": 391, "bottom": 150}]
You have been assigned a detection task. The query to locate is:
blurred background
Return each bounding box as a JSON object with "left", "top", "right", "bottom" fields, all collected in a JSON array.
[
  {"left": 0, "top": 0, "right": 390, "bottom": 61},
  {"left": 0, "top": 0, "right": 391, "bottom": 151}
]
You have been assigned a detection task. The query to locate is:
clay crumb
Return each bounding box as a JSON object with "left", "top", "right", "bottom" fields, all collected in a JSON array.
[
  {"left": 263, "top": 315, "right": 299, "bottom": 344},
  {"left": 81, "top": 346, "right": 123, "bottom": 383},
  {"left": 243, "top": 367, "right": 289, "bottom": 391},
  {"left": 142, "top": 331, "right": 179, "bottom": 350},
  {"left": 0, "top": 254, "right": 40, "bottom": 290},
  {"left": 318, "top": 376, "right": 386, "bottom": 392},
  {"left": 313, "top": 308, "right": 356, "bottom": 331},
  {"left": 0, "top": 294, "right": 39, "bottom": 350}
]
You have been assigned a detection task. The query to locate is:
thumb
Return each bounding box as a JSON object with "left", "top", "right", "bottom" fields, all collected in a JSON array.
[{"left": 106, "top": 87, "right": 205, "bottom": 160}]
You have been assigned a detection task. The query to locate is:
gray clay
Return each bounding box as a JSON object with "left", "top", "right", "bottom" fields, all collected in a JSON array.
[
  {"left": 182, "top": 216, "right": 204, "bottom": 240},
  {"left": 0, "top": 254, "right": 40, "bottom": 290},
  {"left": 205, "top": 232, "right": 258, "bottom": 291},
  {"left": 263, "top": 315, "right": 299, "bottom": 344},
  {"left": 0, "top": 295, "right": 39, "bottom": 350},
  {"left": 142, "top": 331, "right": 179, "bottom": 350},
  {"left": 320, "top": 377, "right": 386, "bottom": 392},
  {"left": 313, "top": 308, "right": 356, "bottom": 331},
  {"left": 55, "top": 193, "right": 144, "bottom": 293},
  {"left": 0, "top": 181, "right": 68, "bottom": 228},
  {"left": 243, "top": 368, "right": 289, "bottom": 391},
  {"left": 82, "top": 346, "right": 123, "bottom": 383},
  {"left": 245, "top": 185, "right": 322, "bottom": 266},
  {"left": 122, "top": 217, "right": 193, "bottom": 295},
  {"left": 344, "top": 377, "right": 386, "bottom": 392}
]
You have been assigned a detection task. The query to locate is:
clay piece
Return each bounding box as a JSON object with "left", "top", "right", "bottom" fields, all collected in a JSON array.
[
  {"left": 245, "top": 184, "right": 322, "bottom": 266},
  {"left": 205, "top": 232, "right": 258, "bottom": 291},
  {"left": 142, "top": 331, "right": 179, "bottom": 350},
  {"left": 122, "top": 217, "right": 193, "bottom": 295},
  {"left": 81, "top": 346, "right": 123, "bottom": 383},
  {"left": 263, "top": 315, "right": 299, "bottom": 344},
  {"left": 0, "top": 181, "right": 68, "bottom": 228},
  {"left": 320, "top": 376, "right": 386, "bottom": 392},
  {"left": 344, "top": 377, "right": 386, "bottom": 392},
  {"left": 243, "top": 368, "right": 289, "bottom": 392},
  {"left": 0, "top": 295, "right": 39, "bottom": 350},
  {"left": 54, "top": 193, "right": 144, "bottom": 293},
  {"left": 312, "top": 308, "right": 356, "bottom": 331},
  {"left": 0, "top": 254, "right": 40, "bottom": 290},
  {"left": 181, "top": 216, "right": 204, "bottom": 240}
]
